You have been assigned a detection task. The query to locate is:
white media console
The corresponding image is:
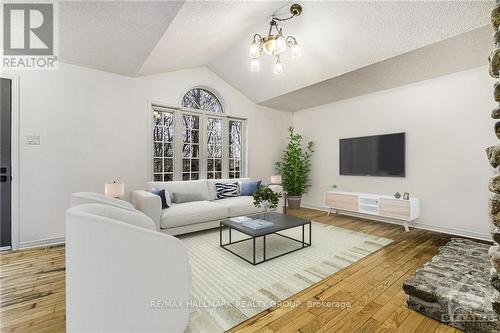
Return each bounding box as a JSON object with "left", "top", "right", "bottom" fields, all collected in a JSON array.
[{"left": 324, "top": 191, "right": 420, "bottom": 232}]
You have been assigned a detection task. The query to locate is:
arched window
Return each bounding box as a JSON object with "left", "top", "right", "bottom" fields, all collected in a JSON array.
[
  {"left": 151, "top": 88, "right": 245, "bottom": 182},
  {"left": 182, "top": 88, "right": 223, "bottom": 113}
]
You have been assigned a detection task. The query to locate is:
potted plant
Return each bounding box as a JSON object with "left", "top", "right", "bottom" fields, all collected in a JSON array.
[
  {"left": 275, "top": 127, "right": 314, "bottom": 209},
  {"left": 253, "top": 185, "right": 282, "bottom": 217}
]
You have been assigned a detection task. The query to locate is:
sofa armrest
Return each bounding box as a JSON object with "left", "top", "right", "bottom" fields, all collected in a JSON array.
[{"left": 131, "top": 190, "right": 162, "bottom": 230}]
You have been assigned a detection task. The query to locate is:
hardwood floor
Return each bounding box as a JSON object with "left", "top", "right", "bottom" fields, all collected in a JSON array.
[
  {"left": 0, "top": 208, "right": 463, "bottom": 333},
  {"left": 227, "top": 209, "right": 461, "bottom": 333},
  {"left": 0, "top": 245, "right": 65, "bottom": 333}
]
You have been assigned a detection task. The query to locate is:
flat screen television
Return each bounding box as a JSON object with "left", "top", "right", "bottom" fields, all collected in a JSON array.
[{"left": 339, "top": 133, "right": 405, "bottom": 177}]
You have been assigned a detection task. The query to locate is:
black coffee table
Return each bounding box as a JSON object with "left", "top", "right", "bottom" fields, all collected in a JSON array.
[{"left": 219, "top": 212, "right": 311, "bottom": 265}]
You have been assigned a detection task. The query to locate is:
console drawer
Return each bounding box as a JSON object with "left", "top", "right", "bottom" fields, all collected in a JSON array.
[
  {"left": 325, "top": 193, "right": 358, "bottom": 211},
  {"left": 379, "top": 199, "right": 410, "bottom": 220}
]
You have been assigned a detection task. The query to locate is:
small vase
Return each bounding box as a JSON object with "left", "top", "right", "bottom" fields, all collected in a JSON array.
[{"left": 262, "top": 201, "right": 271, "bottom": 219}]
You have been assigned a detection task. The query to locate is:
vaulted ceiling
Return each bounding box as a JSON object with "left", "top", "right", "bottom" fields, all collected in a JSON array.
[{"left": 59, "top": 1, "right": 493, "bottom": 111}]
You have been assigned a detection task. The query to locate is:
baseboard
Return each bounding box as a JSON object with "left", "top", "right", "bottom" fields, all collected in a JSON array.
[
  {"left": 19, "top": 237, "right": 65, "bottom": 250},
  {"left": 301, "top": 203, "right": 492, "bottom": 242}
]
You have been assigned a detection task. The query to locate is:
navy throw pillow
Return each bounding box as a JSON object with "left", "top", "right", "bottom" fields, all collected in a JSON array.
[
  {"left": 240, "top": 180, "right": 262, "bottom": 196},
  {"left": 151, "top": 188, "right": 169, "bottom": 209}
]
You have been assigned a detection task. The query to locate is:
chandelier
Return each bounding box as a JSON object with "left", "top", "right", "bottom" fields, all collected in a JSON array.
[{"left": 249, "top": 4, "right": 302, "bottom": 74}]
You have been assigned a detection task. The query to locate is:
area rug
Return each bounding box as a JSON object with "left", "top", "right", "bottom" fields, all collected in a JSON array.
[{"left": 178, "top": 221, "right": 393, "bottom": 333}]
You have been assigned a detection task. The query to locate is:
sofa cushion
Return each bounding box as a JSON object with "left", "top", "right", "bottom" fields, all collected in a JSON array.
[
  {"left": 211, "top": 196, "right": 265, "bottom": 217},
  {"left": 239, "top": 180, "right": 261, "bottom": 196},
  {"left": 160, "top": 201, "right": 229, "bottom": 229},
  {"left": 207, "top": 178, "right": 250, "bottom": 200},
  {"left": 151, "top": 188, "right": 169, "bottom": 208},
  {"left": 147, "top": 180, "right": 210, "bottom": 203},
  {"left": 215, "top": 182, "right": 239, "bottom": 199},
  {"left": 172, "top": 191, "right": 207, "bottom": 204}
]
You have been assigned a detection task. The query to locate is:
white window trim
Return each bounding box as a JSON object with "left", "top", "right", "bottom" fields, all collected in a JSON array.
[
  {"left": 147, "top": 100, "right": 247, "bottom": 182},
  {"left": 205, "top": 114, "right": 225, "bottom": 180}
]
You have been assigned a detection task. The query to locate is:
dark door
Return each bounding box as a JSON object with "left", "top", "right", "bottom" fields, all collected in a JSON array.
[{"left": 0, "top": 78, "right": 12, "bottom": 248}]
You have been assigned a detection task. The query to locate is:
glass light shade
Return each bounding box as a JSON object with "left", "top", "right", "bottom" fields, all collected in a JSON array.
[
  {"left": 262, "top": 38, "right": 276, "bottom": 55},
  {"left": 291, "top": 42, "right": 301, "bottom": 58},
  {"left": 249, "top": 42, "right": 260, "bottom": 59},
  {"left": 250, "top": 58, "right": 260, "bottom": 72},
  {"left": 105, "top": 181, "right": 124, "bottom": 198},
  {"left": 263, "top": 35, "right": 287, "bottom": 55},
  {"left": 273, "top": 58, "right": 283, "bottom": 74},
  {"left": 276, "top": 35, "right": 286, "bottom": 54},
  {"left": 270, "top": 175, "right": 282, "bottom": 184}
]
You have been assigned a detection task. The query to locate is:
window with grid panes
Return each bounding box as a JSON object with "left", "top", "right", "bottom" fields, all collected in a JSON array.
[
  {"left": 152, "top": 109, "right": 174, "bottom": 181},
  {"left": 151, "top": 88, "right": 246, "bottom": 181},
  {"left": 206, "top": 117, "right": 223, "bottom": 179},
  {"left": 228, "top": 120, "right": 242, "bottom": 179},
  {"left": 181, "top": 113, "right": 200, "bottom": 180}
]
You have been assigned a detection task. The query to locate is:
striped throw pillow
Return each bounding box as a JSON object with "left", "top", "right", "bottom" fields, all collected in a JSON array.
[{"left": 215, "top": 182, "right": 239, "bottom": 199}]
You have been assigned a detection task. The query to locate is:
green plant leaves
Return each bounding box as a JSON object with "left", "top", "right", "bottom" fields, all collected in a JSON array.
[
  {"left": 275, "top": 127, "right": 314, "bottom": 196},
  {"left": 253, "top": 185, "right": 282, "bottom": 209}
]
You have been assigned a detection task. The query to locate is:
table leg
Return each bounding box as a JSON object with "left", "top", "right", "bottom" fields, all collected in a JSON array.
[
  {"left": 309, "top": 222, "right": 312, "bottom": 245},
  {"left": 302, "top": 224, "right": 305, "bottom": 248},
  {"left": 263, "top": 235, "right": 266, "bottom": 261},
  {"left": 229, "top": 227, "right": 231, "bottom": 243},
  {"left": 253, "top": 237, "right": 256, "bottom": 265}
]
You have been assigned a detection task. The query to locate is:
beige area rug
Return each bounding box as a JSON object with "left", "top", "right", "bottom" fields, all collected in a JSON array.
[{"left": 178, "top": 221, "right": 393, "bottom": 333}]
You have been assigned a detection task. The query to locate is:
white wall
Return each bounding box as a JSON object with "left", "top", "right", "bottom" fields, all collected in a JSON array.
[
  {"left": 293, "top": 66, "right": 496, "bottom": 240},
  {"left": 7, "top": 62, "right": 493, "bottom": 245},
  {"left": 6, "top": 63, "right": 292, "bottom": 247}
]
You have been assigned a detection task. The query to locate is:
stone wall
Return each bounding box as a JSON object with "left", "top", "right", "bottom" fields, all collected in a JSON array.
[
  {"left": 489, "top": 1, "right": 500, "bottom": 316},
  {"left": 403, "top": 239, "right": 499, "bottom": 332}
]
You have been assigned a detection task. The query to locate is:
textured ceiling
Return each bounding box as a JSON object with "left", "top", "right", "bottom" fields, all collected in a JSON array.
[
  {"left": 259, "top": 26, "right": 492, "bottom": 111},
  {"left": 58, "top": 1, "right": 494, "bottom": 109},
  {"left": 208, "top": 1, "right": 493, "bottom": 103},
  {"left": 139, "top": 1, "right": 282, "bottom": 75},
  {"left": 59, "top": 1, "right": 184, "bottom": 76}
]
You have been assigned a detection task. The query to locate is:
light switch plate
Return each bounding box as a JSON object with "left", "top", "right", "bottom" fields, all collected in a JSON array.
[{"left": 26, "top": 135, "right": 40, "bottom": 145}]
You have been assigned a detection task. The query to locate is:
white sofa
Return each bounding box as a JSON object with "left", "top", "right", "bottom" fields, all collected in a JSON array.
[
  {"left": 132, "top": 178, "right": 283, "bottom": 235},
  {"left": 65, "top": 203, "right": 191, "bottom": 333}
]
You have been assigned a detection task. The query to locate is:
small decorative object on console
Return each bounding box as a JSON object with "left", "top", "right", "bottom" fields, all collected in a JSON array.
[
  {"left": 394, "top": 192, "right": 401, "bottom": 199},
  {"left": 403, "top": 192, "right": 410, "bottom": 200}
]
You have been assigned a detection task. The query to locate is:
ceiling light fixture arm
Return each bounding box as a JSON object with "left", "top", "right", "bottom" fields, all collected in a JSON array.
[
  {"left": 271, "top": 4, "right": 302, "bottom": 22},
  {"left": 286, "top": 36, "right": 297, "bottom": 48},
  {"left": 253, "top": 34, "right": 263, "bottom": 44}
]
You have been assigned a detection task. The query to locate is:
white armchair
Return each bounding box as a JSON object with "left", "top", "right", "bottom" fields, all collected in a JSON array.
[
  {"left": 72, "top": 192, "right": 162, "bottom": 231},
  {"left": 70, "top": 192, "right": 135, "bottom": 210},
  {"left": 65, "top": 203, "right": 191, "bottom": 333}
]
